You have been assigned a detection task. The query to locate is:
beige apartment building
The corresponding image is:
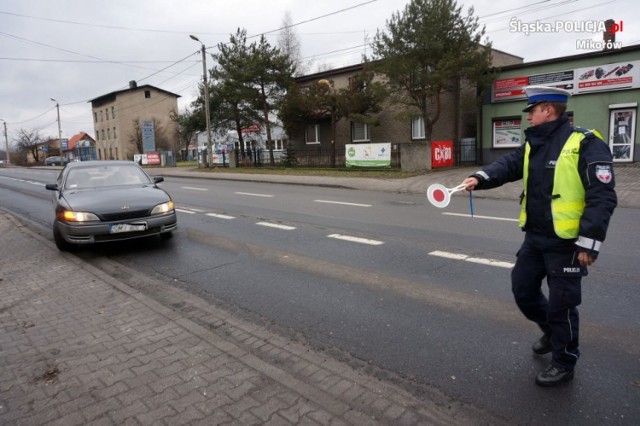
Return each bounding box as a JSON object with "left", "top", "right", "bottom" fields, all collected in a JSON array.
[{"left": 89, "top": 81, "right": 180, "bottom": 161}]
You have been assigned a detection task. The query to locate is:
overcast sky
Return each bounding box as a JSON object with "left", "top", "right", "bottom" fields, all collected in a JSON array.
[{"left": 1, "top": 0, "right": 638, "bottom": 147}]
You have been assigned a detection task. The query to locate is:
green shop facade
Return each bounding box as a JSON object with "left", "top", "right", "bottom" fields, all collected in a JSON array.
[{"left": 480, "top": 44, "right": 640, "bottom": 165}]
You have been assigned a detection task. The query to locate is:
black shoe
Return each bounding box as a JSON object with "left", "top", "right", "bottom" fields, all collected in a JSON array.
[
  {"left": 535, "top": 364, "right": 574, "bottom": 387},
  {"left": 532, "top": 334, "right": 551, "bottom": 355}
]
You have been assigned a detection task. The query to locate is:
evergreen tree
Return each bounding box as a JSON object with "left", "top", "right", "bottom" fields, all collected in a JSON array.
[
  {"left": 211, "top": 29, "right": 261, "bottom": 155},
  {"left": 247, "top": 35, "right": 294, "bottom": 165},
  {"left": 371, "top": 0, "right": 492, "bottom": 141}
]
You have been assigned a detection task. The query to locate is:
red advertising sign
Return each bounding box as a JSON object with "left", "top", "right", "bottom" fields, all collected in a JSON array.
[
  {"left": 431, "top": 140, "right": 454, "bottom": 168},
  {"left": 146, "top": 152, "right": 161, "bottom": 165}
]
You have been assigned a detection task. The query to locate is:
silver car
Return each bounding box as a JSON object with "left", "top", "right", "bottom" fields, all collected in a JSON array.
[{"left": 45, "top": 160, "right": 177, "bottom": 251}]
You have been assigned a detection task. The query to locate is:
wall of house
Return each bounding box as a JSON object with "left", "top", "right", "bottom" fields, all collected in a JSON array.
[
  {"left": 93, "top": 87, "right": 178, "bottom": 160},
  {"left": 481, "top": 47, "right": 640, "bottom": 165}
]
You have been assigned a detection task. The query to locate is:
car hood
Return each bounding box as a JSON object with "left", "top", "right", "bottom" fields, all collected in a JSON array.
[{"left": 61, "top": 185, "right": 171, "bottom": 214}]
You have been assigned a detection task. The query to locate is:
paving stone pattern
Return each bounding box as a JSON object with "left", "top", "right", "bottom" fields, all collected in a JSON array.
[{"left": 0, "top": 212, "right": 502, "bottom": 425}]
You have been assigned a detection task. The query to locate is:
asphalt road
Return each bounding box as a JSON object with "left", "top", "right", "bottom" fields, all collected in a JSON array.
[{"left": 1, "top": 167, "right": 639, "bottom": 424}]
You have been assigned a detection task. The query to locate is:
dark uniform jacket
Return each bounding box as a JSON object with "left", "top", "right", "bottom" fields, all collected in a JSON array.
[{"left": 472, "top": 113, "right": 617, "bottom": 256}]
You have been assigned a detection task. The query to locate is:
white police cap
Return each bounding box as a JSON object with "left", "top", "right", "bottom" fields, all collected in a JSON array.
[{"left": 522, "top": 85, "right": 571, "bottom": 112}]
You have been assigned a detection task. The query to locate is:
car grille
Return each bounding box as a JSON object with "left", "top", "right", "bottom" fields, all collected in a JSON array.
[{"left": 100, "top": 209, "right": 150, "bottom": 221}]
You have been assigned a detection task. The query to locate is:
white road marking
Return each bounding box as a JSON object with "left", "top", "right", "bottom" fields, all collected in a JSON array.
[
  {"left": 327, "top": 234, "right": 384, "bottom": 246},
  {"left": 0, "top": 176, "right": 44, "bottom": 186},
  {"left": 257, "top": 222, "right": 296, "bottom": 230},
  {"left": 314, "top": 200, "right": 372, "bottom": 207},
  {"left": 429, "top": 250, "right": 514, "bottom": 269},
  {"left": 235, "top": 192, "right": 274, "bottom": 198},
  {"left": 181, "top": 186, "right": 208, "bottom": 191},
  {"left": 207, "top": 213, "right": 235, "bottom": 220},
  {"left": 443, "top": 212, "right": 519, "bottom": 222},
  {"left": 175, "top": 208, "right": 196, "bottom": 214}
]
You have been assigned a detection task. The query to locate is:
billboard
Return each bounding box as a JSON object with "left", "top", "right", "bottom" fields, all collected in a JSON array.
[
  {"left": 345, "top": 143, "right": 391, "bottom": 167},
  {"left": 431, "top": 140, "right": 454, "bottom": 168}
]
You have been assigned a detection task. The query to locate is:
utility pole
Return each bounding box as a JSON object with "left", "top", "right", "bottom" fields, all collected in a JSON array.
[
  {"left": 0, "top": 119, "right": 9, "bottom": 164},
  {"left": 50, "top": 98, "right": 64, "bottom": 158},
  {"left": 189, "top": 35, "right": 213, "bottom": 168}
]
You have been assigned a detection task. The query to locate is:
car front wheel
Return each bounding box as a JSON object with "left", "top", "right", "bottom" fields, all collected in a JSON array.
[{"left": 53, "top": 222, "right": 75, "bottom": 251}]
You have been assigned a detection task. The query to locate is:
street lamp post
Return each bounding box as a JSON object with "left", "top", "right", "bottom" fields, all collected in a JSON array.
[
  {"left": 190, "top": 35, "right": 213, "bottom": 168},
  {"left": 50, "top": 98, "right": 63, "bottom": 159},
  {"left": 0, "top": 119, "right": 9, "bottom": 164}
]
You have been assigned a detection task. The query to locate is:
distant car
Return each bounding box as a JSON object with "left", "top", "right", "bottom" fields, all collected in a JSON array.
[
  {"left": 45, "top": 156, "right": 69, "bottom": 166},
  {"left": 45, "top": 160, "right": 177, "bottom": 251}
]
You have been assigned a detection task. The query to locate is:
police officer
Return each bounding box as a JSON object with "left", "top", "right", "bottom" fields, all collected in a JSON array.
[{"left": 462, "top": 85, "right": 617, "bottom": 387}]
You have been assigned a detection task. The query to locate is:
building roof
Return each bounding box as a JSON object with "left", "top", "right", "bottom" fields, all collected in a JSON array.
[
  {"left": 68, "top": 132, "right": 95, "bottom": 150},
  {"left": 88, "top": 83, "right": 181, "bottom": 105}
]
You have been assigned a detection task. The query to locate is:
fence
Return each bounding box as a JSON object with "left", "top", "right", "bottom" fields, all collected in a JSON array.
[
  {"left": 230, "top": 140, "right": 475, "bottom": 169},
  {"left": 233, "top": 145, "right": 402, "bottom": 169}
]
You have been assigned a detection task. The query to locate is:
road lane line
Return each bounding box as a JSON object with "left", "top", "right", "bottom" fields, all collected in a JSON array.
[
  {"left": 181, "top": 186, "right": 208, "bottom": 191},
  {"left": 465, "top": 257, "right": 515, "bottom": 268},
  {"left": 327, "top": 234, "right": 384, "bottom": 246},
  {"left": 443, "top": 212, "right": 519, "bottom": 222},
  {"left": 256, "top": 222, "right": 296, "bottom": 230},
  {"left": 314, "top": 200, "right": 372, "bottom": 207},
  {"left": 207, "top": 213, "right": 235, "bottom": 220},
  {"left": 235, "top": 192, "right": 274, "bottom": 198},
  {"left": 175, "top": 208, "right": 196, "bottom": 214},
  {"left": 429, "top": 250, "right": 514, "bottom": 269}
]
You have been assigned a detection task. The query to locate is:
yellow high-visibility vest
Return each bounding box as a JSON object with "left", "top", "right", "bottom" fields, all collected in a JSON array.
[{"left": 519, "top": 130, "right": 599, "bottom": 238}]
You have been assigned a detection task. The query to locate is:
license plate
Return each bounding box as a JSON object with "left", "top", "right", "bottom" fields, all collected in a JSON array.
[{"left": 109, "top": 223, "right": 147, "bottom": 234}]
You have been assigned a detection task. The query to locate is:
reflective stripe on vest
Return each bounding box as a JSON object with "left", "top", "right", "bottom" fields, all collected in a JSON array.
[{"left": 519, "top": 131, "right": 587, "bottom": 239}]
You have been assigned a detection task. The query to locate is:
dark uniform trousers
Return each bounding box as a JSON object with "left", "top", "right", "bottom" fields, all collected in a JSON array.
[{"left": 511, "top": 231, "right": 585, "bottom": 370}]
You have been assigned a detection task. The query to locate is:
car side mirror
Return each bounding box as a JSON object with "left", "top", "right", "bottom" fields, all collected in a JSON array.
[
  {"left": 45, "top": 183, "right": 59, "bottom": 191},
  {"left": 153, "top": 176, "right": 164, "bottom": 184}
]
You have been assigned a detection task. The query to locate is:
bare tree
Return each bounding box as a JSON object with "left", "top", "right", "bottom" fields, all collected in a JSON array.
[
  {"left": 131, "top": 118, "right": 169, "bottom": 155},
  {"left": 15, "top": 128, "right": 43, "bottom": 162},
  {"left": 278, "top": 11, "right": 308, "bottom": 76}
]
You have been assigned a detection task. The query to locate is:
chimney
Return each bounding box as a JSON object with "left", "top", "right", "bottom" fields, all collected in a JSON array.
[
  {"left": 129, "top": 80, "right": 138, "bottom": 89},
  {"left": 603, "top": 19, "right": 616, "bottom": 49}
]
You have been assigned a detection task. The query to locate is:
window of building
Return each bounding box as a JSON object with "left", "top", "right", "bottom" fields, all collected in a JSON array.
[
  {"left": 412, "top": 116, "right": 426, "bottom": 140},
  {"left": 94, "top": 112, "right": 98, "bottom": 122},
  {"left": 107, "top": 128, "right": 111, "bottom": 139},
  {"left": 111, "top": 106, "right": 115, "bottom": 119},
  {"left": 115, "top": 147, "right": 119, "bottom": 160},
  {"left": 100, "top": 110, "right": 104, "bottom": 122},
  {"left": 101, "top": 129, "right": 105, "bottom": 141},
  {"left": 105, "top": 108, "right": 109, "bottom": 121},
  {"left": 144, "top": 90, "right": 151, "bottom": 99},
  {"left": 113, "top": 127, "right": 117, "bottom": 139},
  {"left": 305, "top": 124, "right": 320, "bottom": 144},
  {"left": 351, "top": 122, "right": 370, "bottom": 142}
]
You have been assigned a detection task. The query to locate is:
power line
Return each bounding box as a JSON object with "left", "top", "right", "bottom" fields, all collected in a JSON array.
[{"left": 0, "top": 57, "right": 199, "bottom": 64}]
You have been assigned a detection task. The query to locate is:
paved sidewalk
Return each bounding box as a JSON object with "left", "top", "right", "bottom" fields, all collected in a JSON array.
[
  {"left": 146, "top": 163, "right": 640, "bottom": 209},
  {"left": 0, "top": 212, "right": 502, "bottom": 425}
]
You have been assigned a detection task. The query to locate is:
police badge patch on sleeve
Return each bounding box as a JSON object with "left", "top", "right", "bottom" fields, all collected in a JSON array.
[{"left": 595, "top": 164, "right": 613, "bottom": 183}]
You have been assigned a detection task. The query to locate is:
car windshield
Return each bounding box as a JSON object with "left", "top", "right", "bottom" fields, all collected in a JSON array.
[{"left": 65, "top": 165, "right": 151, "bottom": 189}]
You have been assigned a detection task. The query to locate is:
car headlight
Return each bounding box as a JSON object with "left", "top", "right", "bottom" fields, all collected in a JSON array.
[
  {"left": 151, "top": 201, "right": 174, "bottom": 215},
  {"left": 60, "top": 210, "right": 100, "bottom": 222}
]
